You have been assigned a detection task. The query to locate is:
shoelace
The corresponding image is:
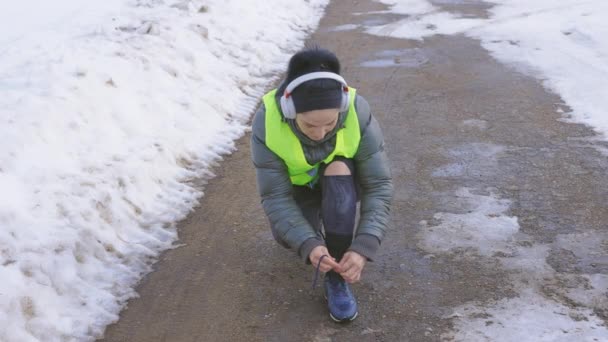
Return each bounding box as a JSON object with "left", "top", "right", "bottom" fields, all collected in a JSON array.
[{"left": 312, "top": 254, "right": 329, "bottom": 289}]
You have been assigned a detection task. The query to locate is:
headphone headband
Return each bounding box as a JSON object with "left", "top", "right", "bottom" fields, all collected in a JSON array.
[
  {"left": 284, "top": 71, "right": 348, "bottom": 96},
  {"left": 279, "top": 71, "right": 350, "bottom": 119}
]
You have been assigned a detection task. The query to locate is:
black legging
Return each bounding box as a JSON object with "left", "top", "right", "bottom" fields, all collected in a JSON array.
[
  {"left": 270, "top": 158, "right": 359, "bottom": 262},
  {"left": 321, "top": 175, "right": 357, "bottom": 261}
]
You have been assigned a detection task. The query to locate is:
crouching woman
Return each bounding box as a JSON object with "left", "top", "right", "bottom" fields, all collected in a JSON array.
[{"left": 250, "top": 48, "right": 393, "bottom": 322}]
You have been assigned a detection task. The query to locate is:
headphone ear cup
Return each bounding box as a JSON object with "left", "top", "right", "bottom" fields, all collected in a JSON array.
[
  {"left": 280, "top": 95, "right": 296, "bottom": 119},
  {"left": 340, "top": 90, "right": 350, "bottom": 113}
]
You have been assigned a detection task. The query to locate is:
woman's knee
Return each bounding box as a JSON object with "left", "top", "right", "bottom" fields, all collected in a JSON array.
[{"left": 323, "top": 160, "right": 352, "bottom": 176}]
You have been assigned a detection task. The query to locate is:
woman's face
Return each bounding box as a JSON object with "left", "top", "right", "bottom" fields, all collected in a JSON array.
[{"left": 295, "top": 108, "right": 340, "bottom": 141}]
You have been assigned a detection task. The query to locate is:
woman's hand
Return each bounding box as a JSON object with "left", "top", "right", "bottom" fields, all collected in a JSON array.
[
  {"left": 309, "top": 246, "right": 341, "bottom": 273},
  {"left": 339, "top": 251, "right": 367, "bottom": 283}
]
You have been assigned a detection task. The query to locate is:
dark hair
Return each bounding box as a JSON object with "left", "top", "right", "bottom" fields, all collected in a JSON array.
[
  {"left": 279, "top": 47, "right": 342, "bottom": 92},
  {"left": 286, "top": 47, "right": 341, "bottom": 81},
  {"left": 279, "top": 47, "right": 343, "bottom": 113}
]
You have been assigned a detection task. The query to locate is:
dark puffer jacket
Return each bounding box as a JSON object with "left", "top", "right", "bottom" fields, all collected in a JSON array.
[{"left": 250, "top": 90, "right": 393, "bottom": 262}]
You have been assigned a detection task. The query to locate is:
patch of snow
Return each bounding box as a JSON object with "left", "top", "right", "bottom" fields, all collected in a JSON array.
[
  {"left": 421, "top": 187, "right": 608, "bottom": 340},
  {"left": 418, "top": 188, "right": 519, "bottom": 257},
  {"left": 442, "top": 289, "right": 608, "bottom": 342}
]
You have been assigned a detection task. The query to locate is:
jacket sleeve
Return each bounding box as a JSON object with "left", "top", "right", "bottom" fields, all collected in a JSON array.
[
  {"left": 250, "top": 104, "right": 325, "bottom": 262},
  {"left": 348, "top": 95, "right": 393, "bottom": 261}
]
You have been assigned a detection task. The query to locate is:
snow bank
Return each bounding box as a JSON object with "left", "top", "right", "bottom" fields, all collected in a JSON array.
[{"left": 0, "top": 0, "right": 328, "bottom": 341}]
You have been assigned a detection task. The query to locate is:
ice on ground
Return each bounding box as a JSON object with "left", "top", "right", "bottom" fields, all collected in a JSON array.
[
  {"left": 328, "top": 24, "right": 359, "bottom": 32},
  {"left": 367, "top": 10, "right": 480, "bottom": 40},
  {"left": 432, "top": 143, "right": 504, "bottom": 178},
  {"left": 367, "top": 0, "right": 608, "bottom": 139},
  {"left": 360, "top": 48, "right": 429, "bottom": 68},
  {"left": 419, "top": 187, "right": 608, "bottom": 340},
  {"left": 542, "top": 272, "right": 608, "bottom": 318},
  {"left": 442, "top": 289, "right": 608, "bottom": 342},
  {"left": 460, "top": 119, "right": 488, "bottom": 131},
  {"left": 418, "top": 188, "right": 519, "bottom": 257},
  {"left": 373, "top": 0, "right": 435, "bottom": 16},
  {"left": 544, "top": 232, "right": 608, "bottom": 313},
  {"left": 554, "top": 232, "right": 608, "bottom": 267}
]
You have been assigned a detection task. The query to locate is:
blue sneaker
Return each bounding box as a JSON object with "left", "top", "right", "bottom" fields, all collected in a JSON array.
[{"left": 324, "top": 272, "right": 358, "bottom": 322}]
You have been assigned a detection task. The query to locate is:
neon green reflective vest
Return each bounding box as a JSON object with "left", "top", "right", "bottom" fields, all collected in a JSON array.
[{"left": 263, "top": 87, "right": 361, "bottom": 186}]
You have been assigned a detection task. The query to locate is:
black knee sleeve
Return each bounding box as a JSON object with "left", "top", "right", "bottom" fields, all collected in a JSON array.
[{"left": 322, "top": 175, "right": 357, "bottom": 260}]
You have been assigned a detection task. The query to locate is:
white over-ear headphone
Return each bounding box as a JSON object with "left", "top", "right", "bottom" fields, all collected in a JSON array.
[{"left": 279, "top": 71, "right": 350, "bottom": 119}]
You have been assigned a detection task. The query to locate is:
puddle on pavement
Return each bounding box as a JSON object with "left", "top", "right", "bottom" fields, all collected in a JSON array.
[
  {"left": 355, "top": 11, "right": 410, "bottom": 25},
  {"left": 360, "top": 48, "right": 429, "bottom": 68},
  {"left": 328, "top": 12, "right": 404, "bottom": 33},
  {"left": 430, "top": 0, "right": 494, "bottom": 19},
  {"left": 359, "top": 16, "right": 393, "bottom": 26},
  {"left": 431, "top": 0, "right": 486, "bottom": 4},
  {"left": 327, "top": 24, "right": 359, "bottom": 32}
]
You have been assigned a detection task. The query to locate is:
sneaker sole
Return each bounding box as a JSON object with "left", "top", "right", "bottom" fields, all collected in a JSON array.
[
  {"left": 329, "top": 310, "right": 358, "bottom": 323},
  {"left": 324, "top": 295, "right": 358, "bottom": 323}
]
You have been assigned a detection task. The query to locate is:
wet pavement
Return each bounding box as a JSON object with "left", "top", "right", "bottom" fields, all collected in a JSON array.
[{"left": 100, "top": 0, "right": 608, "bottom": 341}]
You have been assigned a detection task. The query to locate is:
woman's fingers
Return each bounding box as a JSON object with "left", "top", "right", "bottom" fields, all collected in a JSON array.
[
  {"left": 313, "top": 254, "right": 341, "bottom": 273},
  {"left": 318, "top": 257, "right": 332, "bottom": 272},
  {"left": 340, "top": 259, "right": 361, "bottom": 283},
  {"left": 309, "top": 246, "right": 331, "bottom": 267},
  {"left": 342, "top": 267, "right": 359, "bottom": 280},
  {"left": 338, "top": 253, "right": 351, "bottom": 269},
  {"left": 324, "top": 257, "right": 342, "bottom": 273}
]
